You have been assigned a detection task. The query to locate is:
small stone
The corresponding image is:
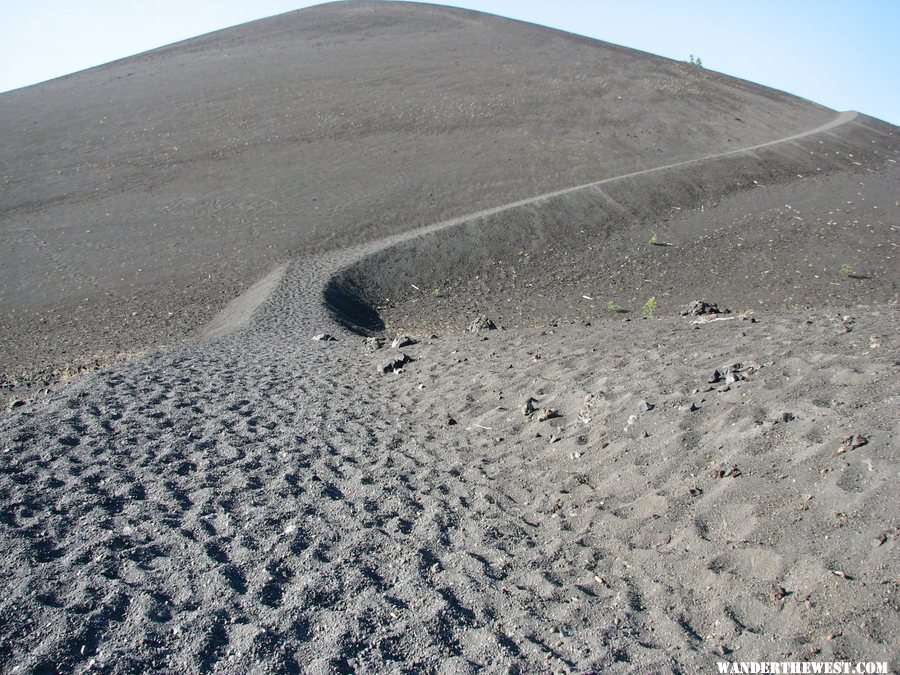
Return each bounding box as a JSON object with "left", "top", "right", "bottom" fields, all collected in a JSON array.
[
  {"left": 391, "top": 336, "right": 417, "bottom": 349},
  {"left": 523, "top": 397, "right": 537, "bottom": 417},
  {"left": 638, "top": 400, "right": 654, "bottom": 412},
  {"left": 682, "top": 300, "right": 727, "bottom": 316},
  {"left": 538, "top": 408, "right": 561, "bottom": 422},
  {"left": 363, "top": 337, "right": 384, "bottom": 352},
  {"left": 843, "top": 434, "right": 868, "bottom": 449},
  {"left": 771, "top": 586, "right": 788, "bottom": 601},
  {"left": 707, "top": 370, "right": 722, "bottom": 384},
  {"left": 781, "top": 412, "right": 795, "bottom": 423},
  {"left": 679, "top": 402, "right": 700, "bottom": 413},
  {"left": 445, "top": 415, "right": 457, "bottom": 426},
  {"left": 379, "top": 353, "right": 411, "bottom": 375},
  {"left": 467, "top": 316, "right": 497, "bottom": 333},
  {"left": 714, "top": 465, "right": 742, "bottom": 478},
  {"left": 312, "top": 333, "right": 336, "bottom": 342}
]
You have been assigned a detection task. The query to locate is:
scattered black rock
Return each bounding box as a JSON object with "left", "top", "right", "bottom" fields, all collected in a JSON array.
[
  {"left": 714, "top": 465, "right": 743, "bottom": 478},
  {"left": 445, "top": 415, "right": 457, "bottom": 426},
  {"left": 391, "top": 336, "right": 417, "bottom": 349},
  {"left": 721, "top": 363, "right": 746, "bottom": 384},
  {"left": 467, "top": 316, "right": 497, "bottom": 333},
  {"left": 843, "top": 434, "right": 868, "bottom": 449},
  {"left": 638, "top": 400, "right": 655, "bottom": 412},
  {"left": 379, "top": 353, "right": 412, "bottom": 375},
  {"left": 679, "top": 402, "right": 700, "bottom": 413},
  {"left": 781, "top": 412, "right": 796, "bottom": 423},
  {"left": 312, "top": 333, "right": 337, "bottom": 342},
  {"left": 523, "top": 397, "right": 537, "bottom": 417},
  {"left": 708, "top": 370, "right": 722, "bottom": 384},
  {"left": 538, "top": 408, "right": 561, "bottom": 422},
  {"left": 682, "top": 301, "right": 730, "bottom": 317},
  {"left": 364, "top": 337, "right": 384, "bottom": 352}
]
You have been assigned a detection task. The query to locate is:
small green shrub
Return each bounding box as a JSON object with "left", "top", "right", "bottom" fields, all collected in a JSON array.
[
  {"left": 642, "top": 297, "right": 657, "bottom": 318},
  {"left": 607, "top": 300, "right": 623, "bottom": 313},
  {"left": 431, "top": 288, "right": 440, "bottom": 297},
  {"left": 649, "top": 234, "right": 660, "bottom": 246},
  {"left": 840, "top": 264, "right": 854, "bottom": 278}
]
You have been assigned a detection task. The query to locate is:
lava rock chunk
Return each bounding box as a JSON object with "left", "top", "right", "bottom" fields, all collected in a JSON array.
[
  {"left": 467, "top": 316, "right": 497, "bottom": 333},
  {"left": 379, "top": 353, "right": 412, "bottom": 375}
]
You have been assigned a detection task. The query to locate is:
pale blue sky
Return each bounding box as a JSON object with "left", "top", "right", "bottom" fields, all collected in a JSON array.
[{"left": 1, "top": 1, "right": 897, "bottom": 124}]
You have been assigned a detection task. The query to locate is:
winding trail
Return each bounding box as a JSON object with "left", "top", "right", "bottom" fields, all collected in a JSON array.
[{"left": 204, "top": 111, "right": 858, "bottom": 341}]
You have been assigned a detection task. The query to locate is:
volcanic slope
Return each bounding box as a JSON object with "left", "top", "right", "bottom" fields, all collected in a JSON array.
[
  {"left": 0, "top": 0, "right": 838, "bottom": 392},
  {"left": 1, "top": 2, "right": 899, "bottom": 674}
]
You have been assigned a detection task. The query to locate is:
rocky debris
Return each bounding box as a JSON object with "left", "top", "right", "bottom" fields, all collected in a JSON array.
[
  {"left": 391, "top": 336, "right": 417, "bottom": 349},
  {"left": 523, "top": 397, "right": 537, "bottom": 417},
  {"left": 872, "top": 530, "right": 893, "bottom": 547},
  {"left": 841, "top": 315, "right": 855, "bottom": 333},
  {"left": 720, "top": 362, "right": 750, "bottom": 384},
  {"left": 838, "top": 434, "right": 868, "bottom": 453},
  {"left": 708, "top": 370, "right": 722, "bottom": 384},
  {"left": 637, "top": 400, "right": 655, "bottom": 412},
  {"left": 771, "top": 586, "right": 788, "bottom": 602},
  {"left": 538, "top": 408, "right": 561, "bottom": 422},
  {"left": 578, "top": 393, "right": 602, "bottom": 425},
  {"left": 312, "top": 333, "right": 337, "bottom": 342},
  {"left": 379, "top": 353, "right": 411, "bottom": 375},
  {"left": 682, "top": 300, "right": 729, "bottom": 317},
  {"left": 445, "top": 414, "right": 457, "bottom": 426},
  {"left": 364, "top": 337, "right": 385, "bottom": 353},
  {"left": 467, "top": 316, "right": 497, "bottom": 333},
  {"left": 781, "top": 412, "right": 796, "bottom": 423},
  {"left": 714, "top": 465, "right": 743, "bottom": 478},
  {"left": 679, "top": 402, "right": 700, "bottom": 413}
]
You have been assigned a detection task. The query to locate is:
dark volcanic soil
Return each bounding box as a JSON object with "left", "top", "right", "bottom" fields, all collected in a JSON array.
[
  {"left": 0, "top": 0, "right": 836, "bottom": 393},
  {"left": 0, "top": 2, "right": 898, "bottom": 674}
]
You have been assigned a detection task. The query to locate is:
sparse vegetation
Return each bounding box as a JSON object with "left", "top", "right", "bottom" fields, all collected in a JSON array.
[
  {"left": 607, "top": 300, "right": 623, "bottom": 313},
  {"left": 642, "top": 297, "right": 657, "bottom": 318},
  {"left": 431, "top": 288, "right": 440, "bottom": 297},
  {"left": 689, "top": 54, "right": 703, "bottom": 68},
  {"left": 649, "top": 234, "right": 660, "bottom": 246},
  {"left": 840, "top": 264, "right": 854, "bottom": 278}
]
